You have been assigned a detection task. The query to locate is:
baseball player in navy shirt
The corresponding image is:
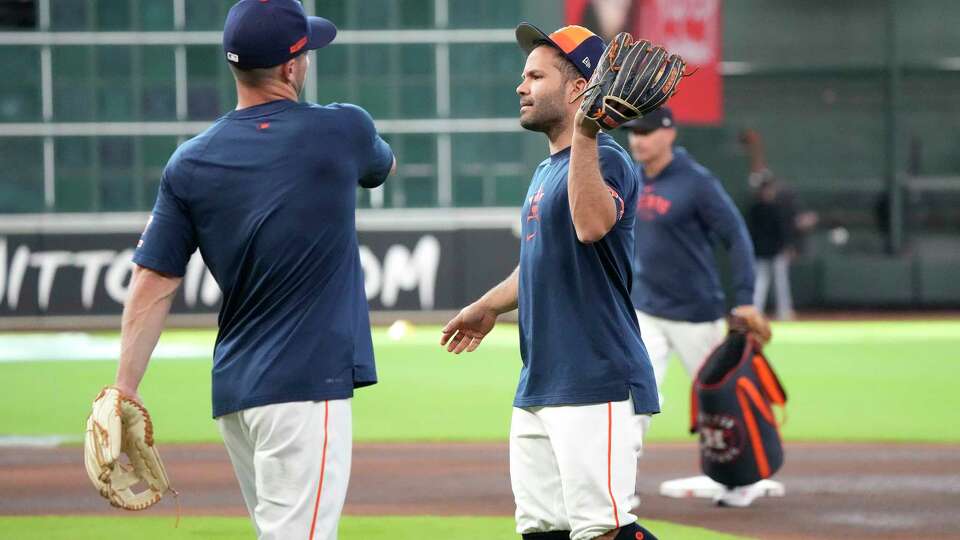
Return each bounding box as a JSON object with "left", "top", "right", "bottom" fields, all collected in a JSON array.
[
  {"left": 624, "top": 108, "right": 776, "bottom": 507},
  {"left": 442, "top": 24, "right": 659, "bottom": 540},
  {"left": 111, "top": 2, "right": 394, "bottom": 539}
]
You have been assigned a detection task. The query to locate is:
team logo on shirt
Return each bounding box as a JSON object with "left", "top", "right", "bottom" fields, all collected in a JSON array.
[
  {"left": 637, "top": 185, "right": 672, "bottom": 221},
  {"left": 525, "top": 186, "right": 545, "bottom": 241}
]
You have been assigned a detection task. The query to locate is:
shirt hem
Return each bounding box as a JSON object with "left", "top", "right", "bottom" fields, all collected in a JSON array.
[
  {"left": 634, "top": 306, "right": 725, "bottom": 324},
  {"left": 213, "top": 387, "right": 354, "bottom": 418},
  {"left": 513, "top": 388, "right": 630, "bottom": 408}
]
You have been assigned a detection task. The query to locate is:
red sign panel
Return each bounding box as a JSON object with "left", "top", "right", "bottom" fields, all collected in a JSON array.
[{"left": 566, "top": 0, "right": 723, "bottom": 125}]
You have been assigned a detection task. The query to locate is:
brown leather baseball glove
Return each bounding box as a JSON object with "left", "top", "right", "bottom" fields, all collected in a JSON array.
[
  {"left": 730, "top": 305, "right": 773, "bottom": 344},
  {"left": 578, "top": 32, "right": 687, "bottom": 132}
]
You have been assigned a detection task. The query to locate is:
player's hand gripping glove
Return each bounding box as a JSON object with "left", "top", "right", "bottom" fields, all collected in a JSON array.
[
  {"left": 578, "top": 32, "right": 687, "bottom": 132},
  {"left": 84, "top": 386, "right": 174, "bottom": 511},
  {"left": 730, "top": 305, "right": 773, "bottom": 344}
]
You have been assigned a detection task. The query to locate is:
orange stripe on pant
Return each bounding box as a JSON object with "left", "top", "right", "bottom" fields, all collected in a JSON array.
[
  {"left": 307, "top": 400, "right": 330, "bottom": 540},
  {"left": 606, "top": 402, "right": 620, "bottom": 529}
]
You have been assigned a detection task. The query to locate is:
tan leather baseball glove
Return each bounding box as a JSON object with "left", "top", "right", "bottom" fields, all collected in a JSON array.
[{"left": 84, "top": 386, "right": 173, "bottom": 511}]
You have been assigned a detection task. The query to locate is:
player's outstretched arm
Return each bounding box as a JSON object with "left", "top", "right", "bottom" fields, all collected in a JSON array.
[
  {"left": 440, "top": 266, "right": 518, "bottom": 354},
  {"left": 114, "top": 264, "right": 183, "bottom": 401},
  {"left": 698, "top": 178, "right": 757, "bottom": 311},
  {"left": 568, "top": 110, "right": 617, "bottom": 244}
]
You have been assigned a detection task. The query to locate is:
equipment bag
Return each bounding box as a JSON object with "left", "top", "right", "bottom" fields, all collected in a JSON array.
[{"left": 690, "top": 330, "right": 787, "bottom": 487}]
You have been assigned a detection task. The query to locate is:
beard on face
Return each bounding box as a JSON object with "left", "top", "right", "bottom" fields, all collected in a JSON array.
[{"left": 519, "top": 90, "right": 565, "bottom": 134}]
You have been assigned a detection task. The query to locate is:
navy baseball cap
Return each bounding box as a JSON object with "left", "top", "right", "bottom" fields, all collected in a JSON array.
[
  {"left": 623, "top": 107, "right": 675, "bottom": 132},
  {"left": 223, "top": 0, "right": 337, "bottom": 70},
  {"left": 516, "top": 23, "right": 605, "bottom": 79}
]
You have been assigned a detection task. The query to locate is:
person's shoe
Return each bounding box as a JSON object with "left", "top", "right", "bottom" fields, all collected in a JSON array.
[
  {"left": 613, "top": 522, "right": 658, "bottom": 540},
  {"left": 714, "top": 483, "right": 763, "bottom": 507},
  {"left": 714, "top": 480, "right": 784, "bottom": 507}
]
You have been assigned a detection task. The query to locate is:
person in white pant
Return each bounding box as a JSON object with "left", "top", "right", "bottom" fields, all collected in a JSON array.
[
  {"left": 442, "top": 23, "right": 661, "bottom": 540},
  {"left": 622, "top": 109, "right": 777, "bottom": 507},
  {"left": 111, "top": 2, "right": 396, "bottom": 538}
]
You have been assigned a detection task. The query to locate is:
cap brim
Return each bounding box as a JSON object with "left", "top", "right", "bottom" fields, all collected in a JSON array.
[
  {"left": 621, "top": 118, "right": 652, "bottom": 130},
  {"left": 306, "top": 16, "right": 337, "bottom": 50},
  {"left": 622, "top": 115, "right": 674, "bottom": 131},
  {"left": 516, "top": 22, "right": 554, "bottom": 55}
]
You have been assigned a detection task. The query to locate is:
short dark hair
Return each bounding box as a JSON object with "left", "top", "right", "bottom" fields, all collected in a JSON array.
[
  {"left": 228, "top": 63, "right": 283, "bottom": 86},
  {"left": 228, "top": 52, "right": 306, "bottom": 87},
  {"left": 532, "top": 41, "right": 583, "bottom": 83}
]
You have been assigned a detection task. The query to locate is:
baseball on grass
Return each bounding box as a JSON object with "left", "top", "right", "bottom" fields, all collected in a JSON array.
[{"left": 387, "top": 319, "right": 414, "bottom": 341}]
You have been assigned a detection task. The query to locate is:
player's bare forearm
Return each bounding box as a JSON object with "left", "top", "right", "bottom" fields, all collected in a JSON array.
[
  {"left": 477, "top": 265, "right": 519, "bottom": 315},
  {"left": 568, "top": 129, "right": 616, "bottom": 243},
  {"left": 115, "top": 265, "right": 182, "bottom": 398}
]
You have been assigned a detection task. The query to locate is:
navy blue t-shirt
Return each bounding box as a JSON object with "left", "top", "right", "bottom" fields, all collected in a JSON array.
[
  {"left": 516, "top": 133, "right": 659, "bottom": 415},
  {"left": 134, "top": 100, "right": 394, "bottom": 418},
  {"left": 632, "top": 147, "right": 755, "bottom": 322}
]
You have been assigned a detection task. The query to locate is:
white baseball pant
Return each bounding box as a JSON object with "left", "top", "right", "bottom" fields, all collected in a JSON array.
[
  {"left": 754, "top": 254, "right": 795, "bottom": 320},
  {"left": 635, "top": 310, "right": 726, "bottom": 397},
  {"left": 217, "top": 398, "right": 352, "bottom": 540},
  {"left": 510, "top": 398, "right": 651, "bottom": 540}
]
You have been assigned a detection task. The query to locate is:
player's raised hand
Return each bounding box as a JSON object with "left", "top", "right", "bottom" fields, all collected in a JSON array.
[
  {"left": 440, "top": 302, "right": 498, "bottom": 354},
  {"left": 574, "top": 108, "right": 601, "bottom": 138}
]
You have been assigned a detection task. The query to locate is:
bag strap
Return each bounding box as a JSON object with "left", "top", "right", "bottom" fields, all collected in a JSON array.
[
  {"left": 752, "top": 352, "right": 787, "bottom": 406},
  {"left": 736, "top": 377, "right": 773, "bottom": 478}
]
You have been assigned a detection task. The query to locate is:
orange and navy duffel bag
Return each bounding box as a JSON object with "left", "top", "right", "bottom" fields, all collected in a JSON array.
[{"left": 690, "top": 329, "right": 787, "bottom": 487}]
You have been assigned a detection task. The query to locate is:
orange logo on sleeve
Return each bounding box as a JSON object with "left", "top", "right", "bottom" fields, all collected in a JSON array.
[{"left": 525, "top": 186, "right": 545, "bottom": 241}]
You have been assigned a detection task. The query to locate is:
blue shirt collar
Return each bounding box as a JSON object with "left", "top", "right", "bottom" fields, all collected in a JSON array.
[{"left": 228, "top": 99, "right": 299, "bottom": 119}]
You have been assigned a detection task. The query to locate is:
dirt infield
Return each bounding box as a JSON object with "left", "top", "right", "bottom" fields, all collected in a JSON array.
[{"left": 2, "top": 441, "right": 958, "bottom": 539}]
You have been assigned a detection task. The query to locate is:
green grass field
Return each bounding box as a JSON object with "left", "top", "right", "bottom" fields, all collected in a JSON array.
[
  {"left": 0, "top": 516, "right": 749, "bottom": 540},
  {"left": 2, "top": 321, "right": 959, "bottom": 443},
  {"left": 1, "top": 320, "right": 958, "bottom": 540}
]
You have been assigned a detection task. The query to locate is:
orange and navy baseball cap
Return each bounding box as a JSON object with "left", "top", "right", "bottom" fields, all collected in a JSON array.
[
  {"left": 515, "top": 23, "right": 605, "bottom": 79},
  {"left": 223, "top": 0, "right": 336, "bottom": 70}
]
